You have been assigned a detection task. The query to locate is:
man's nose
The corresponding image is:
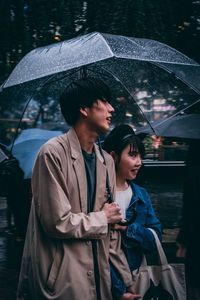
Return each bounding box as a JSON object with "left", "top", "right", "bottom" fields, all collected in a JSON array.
[{"left": 108, "top": 103, "right": 115, "bottom": 112}]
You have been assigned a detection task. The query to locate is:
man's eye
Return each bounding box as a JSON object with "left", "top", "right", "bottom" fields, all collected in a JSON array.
[{"left": 101, "top": 98, "right": 109, "bottom": 104}]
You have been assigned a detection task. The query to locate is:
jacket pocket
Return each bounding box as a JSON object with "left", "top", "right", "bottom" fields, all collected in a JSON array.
[{"left": 46, "top": 245, "right": 62, "bottom": 294}]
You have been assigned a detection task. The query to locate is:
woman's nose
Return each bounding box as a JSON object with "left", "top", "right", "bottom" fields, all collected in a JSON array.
[{"left": 136, "top": 155, "right": 142, "bottom": 166}]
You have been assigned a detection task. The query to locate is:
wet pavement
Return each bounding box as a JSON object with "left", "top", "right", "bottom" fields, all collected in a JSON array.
[{"left": 0, "top": 197, "right": 24, "bottom": 300}]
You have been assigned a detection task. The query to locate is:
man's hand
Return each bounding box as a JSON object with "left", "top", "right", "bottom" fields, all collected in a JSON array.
[
  {"left": 102, "top": 202, "right": 123, "bottom": 224},
  {"left": 120, "top": 292, "right": 141, "bottom": 300}
]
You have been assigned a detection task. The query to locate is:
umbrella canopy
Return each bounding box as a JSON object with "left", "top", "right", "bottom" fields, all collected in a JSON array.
[
  {"left": 136, "top": 114, "right": 200, "bottom": 139},
  {"left": 1, "top": 32, "right": 200, "bottom": 132},
  {"left": 12, "top": 128, "right": 63, "bottom": 178}
]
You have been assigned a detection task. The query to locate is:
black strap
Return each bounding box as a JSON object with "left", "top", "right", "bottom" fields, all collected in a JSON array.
[
  {"left": 98, "top": 138, "right": 113, "bottom": 204},
  {"left": 92, "top": 241, "right": 101, "bottom": 300}
]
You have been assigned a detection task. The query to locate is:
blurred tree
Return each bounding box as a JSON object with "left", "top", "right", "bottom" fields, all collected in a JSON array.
[
  {"left": 0, "top": 0, "right": 26, "bottom": 83},
  {"left": 0, "top": 0, "right": 198, "bottom": 85}
]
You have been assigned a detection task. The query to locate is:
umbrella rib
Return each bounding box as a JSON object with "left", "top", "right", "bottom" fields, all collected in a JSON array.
[
  {"left": 122, "top": 35, "right": 145, "bottom": 48},
  {"left": 83, "top": 32, "right": 99, "bottom": 43},
  {"left": 152, "top": 62, "right": 200, "bottom": 95},
  {"left": 10, "top": 73, "right": 60, "bottom": 152},
  {"left": 158, "top": 98, "right": 200, "bottom": 125},
  {"left": 150, "top": 98, "right": 200, "bottom": 134},
  {"left": 95, "top": 64, "right": 156, "bottom": 134},
  {"left": 41, "top": 61, "right": 114, "bottom": 88},
  {"left": 122, "top": 36, "right": 198, "bottom": 66},
  {"left": 100, "top": 33, "right": 115, "bottom": 57},
  {"left": 42, "top": 69, "right": 82, "bottom": 87}
]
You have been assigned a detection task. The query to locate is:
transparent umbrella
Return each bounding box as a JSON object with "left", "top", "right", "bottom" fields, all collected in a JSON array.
[
  {"left": 1, "top": 32, "right": 200, "bottom": 135},
  {"left": 136, "top": 113, "right": 200, "bottom": 140}
]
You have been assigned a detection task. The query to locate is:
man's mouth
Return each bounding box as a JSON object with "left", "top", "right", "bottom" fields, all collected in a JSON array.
[{"left": 106, "top": 117, "right": 112, "bottom": 123}]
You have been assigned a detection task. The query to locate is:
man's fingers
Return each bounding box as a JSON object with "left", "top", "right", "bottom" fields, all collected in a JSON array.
[
  {"left": 121, "top": 293, "right": 141, "bottom": 300},
  {"left": 101, "top": 202, "right": 123, "bottom": 224}
]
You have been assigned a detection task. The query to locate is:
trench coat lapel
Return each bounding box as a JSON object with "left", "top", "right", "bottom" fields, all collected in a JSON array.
[
  {"left": 68, "top": 129, "right": 88, "bottom": 213},
  {"left": 67, "top": 129, "right": 108, "bottom": 213},
  {"left": 93, "top": 143, "right": 107, "bottom": 211}
]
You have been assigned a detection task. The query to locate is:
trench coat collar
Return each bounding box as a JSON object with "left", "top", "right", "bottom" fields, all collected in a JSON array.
[
  {"left": 67, "top": 128, "right": 107, "bottom": 212},
  {"left": 67, "top": 128, "right": 104, "bottom": 163}
]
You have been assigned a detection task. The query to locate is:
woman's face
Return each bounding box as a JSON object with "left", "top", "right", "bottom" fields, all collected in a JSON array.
[{"left": 116, "top": 144, "right": 142, "bottom": 181}]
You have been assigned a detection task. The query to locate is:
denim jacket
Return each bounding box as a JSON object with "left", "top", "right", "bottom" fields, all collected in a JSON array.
[{"left": 111, "top": 181, "right": 162, "bottom": 299}]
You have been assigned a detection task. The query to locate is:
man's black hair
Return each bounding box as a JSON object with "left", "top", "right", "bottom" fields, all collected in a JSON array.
[{"left": 59, "top": 77, "right": 111, "bottom": 126}]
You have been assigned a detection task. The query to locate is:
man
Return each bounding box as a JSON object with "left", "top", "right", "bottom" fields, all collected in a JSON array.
[{"left": 17, "top": 78, "right": 138, "bottom": 300}]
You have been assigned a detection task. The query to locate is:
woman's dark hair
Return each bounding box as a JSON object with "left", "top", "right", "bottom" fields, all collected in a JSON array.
[
  {"left": 59, "top": 77, "right": 111, "bottom": 126},
  {"left": 102, "top": 124, "right": 145, "bottom": 160}
]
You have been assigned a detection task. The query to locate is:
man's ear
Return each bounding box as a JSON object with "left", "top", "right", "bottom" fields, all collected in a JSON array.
[{"left": 80, "top": 107, "right": 88, "bottom": 117}]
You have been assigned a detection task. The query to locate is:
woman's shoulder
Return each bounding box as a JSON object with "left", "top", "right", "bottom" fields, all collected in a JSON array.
[{"left": 130, "top": 181, "right": 150, "bottom": 201}]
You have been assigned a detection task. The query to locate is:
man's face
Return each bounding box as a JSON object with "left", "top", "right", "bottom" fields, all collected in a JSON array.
[{"left": 84, "top": 99, "right": 114, "bottom": 133}]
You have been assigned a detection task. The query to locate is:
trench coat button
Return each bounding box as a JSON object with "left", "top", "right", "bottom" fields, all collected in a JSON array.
[{"left": 87, "top": 270, "right": 93, "bottom": 276}]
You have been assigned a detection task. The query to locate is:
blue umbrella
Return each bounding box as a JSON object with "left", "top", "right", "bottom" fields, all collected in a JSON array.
[{"left": 12, "top": 128, "right": 63, "bottom": 178}]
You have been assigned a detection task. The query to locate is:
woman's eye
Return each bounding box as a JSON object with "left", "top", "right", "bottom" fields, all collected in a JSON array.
[{"left": 129, "top": 151, "right": 138, "bottom": 158}]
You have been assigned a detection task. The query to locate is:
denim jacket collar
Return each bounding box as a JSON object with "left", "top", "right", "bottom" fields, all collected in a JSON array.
[{"left": 128, "top": 181, "right": 146, "bottom": 205}]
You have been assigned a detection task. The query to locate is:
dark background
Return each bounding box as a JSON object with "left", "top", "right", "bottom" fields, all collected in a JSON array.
[
  {"left": 0, "top": 0, "right": 200, "bottom": 86},
  {"left": 0, "top": 2, "right": 199, "bottom": 298}
]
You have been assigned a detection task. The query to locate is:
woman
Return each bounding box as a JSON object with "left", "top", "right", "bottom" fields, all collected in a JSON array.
[{"left": 103, "top": 124, "right": 162, "bottom": 300}]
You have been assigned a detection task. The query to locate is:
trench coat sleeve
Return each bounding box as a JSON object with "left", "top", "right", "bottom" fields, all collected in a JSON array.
[
  {"left": 109, "top": 230, "right": 134, "bottom": 288},
  {"left": 31, "top": 145, "right": 108, "bottom": 239}
]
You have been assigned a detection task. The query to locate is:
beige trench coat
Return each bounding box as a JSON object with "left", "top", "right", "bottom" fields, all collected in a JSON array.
[{"left": 17, "top": 128, "right": 133, "bottom": 300}]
